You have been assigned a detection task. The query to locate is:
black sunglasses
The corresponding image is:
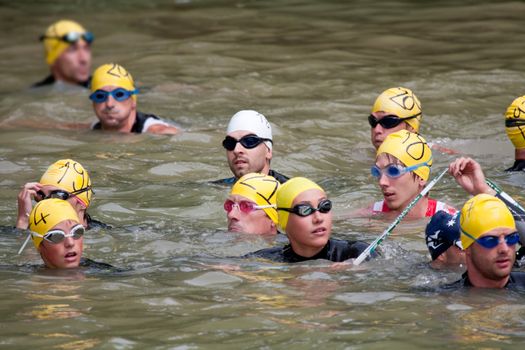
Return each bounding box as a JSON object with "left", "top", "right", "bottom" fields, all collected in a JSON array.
[
  {"left": 36, "top": 186, "right": 92, "bottom": 201},
  {"left": 505, "top": 119, "right": 525, "bottom": 128},
  {"left": 278, "top": 199, "right": 332, "bottom": 217},
  {"left": 222, "top": 135, "right": 272, "bottom": 151},
  {"left": 39, "top": 31, "right": 94, "bottom": 44},
  {"left": 368, "top": 114, "right": 417, "bottom": 129}
]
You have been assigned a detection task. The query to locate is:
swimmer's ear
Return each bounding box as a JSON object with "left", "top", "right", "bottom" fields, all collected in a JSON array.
[{"left": 265, "top": 147, "right": 272, "bottom": 162}]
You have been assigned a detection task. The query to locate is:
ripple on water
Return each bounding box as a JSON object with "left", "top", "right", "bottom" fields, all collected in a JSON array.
[{"left": 185, "top": 271, "right": 243, "bottom": 287}]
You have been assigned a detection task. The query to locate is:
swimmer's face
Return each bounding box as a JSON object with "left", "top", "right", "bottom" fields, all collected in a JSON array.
[
  {"left": 226, "top": 195, "right": 276, "bottom": 235},
  {"left": 285, "top": 189, "right": 332, "bottom": 257},
  {"left": 92, "top": 85, "right": 137, "bottom": 132},
  {"left": 375, "top": 153, "right": 425, "bottom": 212},
  {"left": 370, "top": 112, "right": 413, "bottom": 149},
  {"left": 226, "top": 130, "right": 272, "bottom": 179},
  {"left": 466, "top": 227, "right": 516, "bottom": 284},
  {"left": 39, "top": 219, "right": 84, "bottom": 269},
  {"left": 52, "top": 40, "right": 91, "bottom": 84}
]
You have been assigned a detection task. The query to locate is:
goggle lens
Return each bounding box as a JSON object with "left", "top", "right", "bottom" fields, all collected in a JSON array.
[
  {"left": 222, "top": 135, "right": 270, "bottom": 151},
  {"left": 368, "top": 115, "right": 404, "bottom": 129},
  {"left": 279, "top": 199, "right": 332, "bottom": 217},
  {"left": 477, "top": 232, "right": 520, "bottom": 249},
  {"left": 224, "top": 200, "right": 258, "bottom": 213},
  {"left": 89, "top": 88, "right": 137, "bottom": 103},
  {"left": 43, "top": 225, "right": 85, "bottom": 244},
  {"left": 371, "top": 164, "right": 405, "bottom": 179}
]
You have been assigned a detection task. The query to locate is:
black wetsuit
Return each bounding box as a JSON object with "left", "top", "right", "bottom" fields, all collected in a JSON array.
[
  {"left": 446, "top": 271, "right": 525, "bottom": 290},
  {"left": 244, "top": 238, "right": 370, "bottom": 263},
  {"left": 32, "top": 74, "right": 90, "bottom": 89},
  {"left": 213, "top": 169, "right": 290, "bottom": 185},
  {"left": 86, "top": 213, "right": 111, "bottom": 230},
  {"left": 92, "top": 111, "right": 167, "bottom": 134},
  {"left": 505, "top": 159, "right": 525, "bottom": 172}
]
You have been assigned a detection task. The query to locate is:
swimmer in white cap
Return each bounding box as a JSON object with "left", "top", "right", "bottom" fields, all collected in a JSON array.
[{"left": 215, "top": 110, "right": 289, "bottom": 185}]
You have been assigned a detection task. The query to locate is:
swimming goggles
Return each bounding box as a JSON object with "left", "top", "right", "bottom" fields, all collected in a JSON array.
[
  {"left": 371, "top": 161, "right": 431, "bottom": 179},
  {"left": 368, "top": 114, "right": 417, "bottom": 129},
  {"left": 39, "top": 31, "right": 95, "bottom": 44},
  {"left": 38, "top": 224, "right": 86, "bottom": 244},
  {"left": 89, "top": 88, "right": 138, "bottom": 103},
  {"left": 505, "top": 119, "right": 525, "bottom": 127},
  {"left": 224, "top": 199, "right": 274, "bottom": 214},
  {"left": 222, "top": 135, "right": 272, "bottom": 151},
  {"left": 278, "top": 199, "right": 332, "bottom": 217},
  {"left": 36, "top": 186, "right": 92, "bottom": 201},
  {"left": 462, "top": 230, "right": 520, "bottom": 249},
  {"left": 18, "top": 224, "right": 85, "bottom": 255}
]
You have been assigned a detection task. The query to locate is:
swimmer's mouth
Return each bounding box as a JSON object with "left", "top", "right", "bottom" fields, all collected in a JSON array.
[
  {"left": 312, "top": 227, "right": 327, "bottom": 235},
  {"left": 65, "top": 252, "right": 77, "bottom": 258}
]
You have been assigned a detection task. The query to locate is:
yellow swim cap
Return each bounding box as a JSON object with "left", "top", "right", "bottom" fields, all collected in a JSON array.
[
  {"left": 276, "top": 177, "right": 324, "bottom": 232},
  {"left": 39, "top": 159, "right": 93, "bottom": 207},
  {"left": 42, "top": 20, "right": 88, "bottom": 66},
  {"left": 460, "top": 194, "right": 515, "bottom": 249},
  {"left": 231, "top": 173, "right": 280, "bottom": 224},
  {"left": 28, "top": 198, "right": 80, "bottom": 249},
  {"left": 376, "top": 130, "right": 432, "bottom": 181},
  {"left": 504, "top": 95, "right": 525, "bottom": 150},
  {"left": 372, "top": 87, "right": 422, "bottom": 132},
  {"left": 91, "top": 63, "right": 136, "bottom": 100}
]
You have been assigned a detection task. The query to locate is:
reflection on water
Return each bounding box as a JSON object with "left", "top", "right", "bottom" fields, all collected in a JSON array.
[{"left": 1, "top": 0, "right": 525, "bottom": 348}]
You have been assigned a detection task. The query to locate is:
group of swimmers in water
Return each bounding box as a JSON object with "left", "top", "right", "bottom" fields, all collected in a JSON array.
[{"left": 18, "top": 18, "right": 525, "bottom": 290}]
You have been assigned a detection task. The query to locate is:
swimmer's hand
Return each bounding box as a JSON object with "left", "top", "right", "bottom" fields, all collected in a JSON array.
[
  {"left": 448, "top": 157, "right": 496, "bottom": 196},
  {"left": 16, "top": 182, "right": 42, "bottom": 229}
]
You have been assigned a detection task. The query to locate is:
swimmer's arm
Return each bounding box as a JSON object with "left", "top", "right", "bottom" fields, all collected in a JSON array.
[
  {"left": 145, "top": 124, "right": 181, "bottom": 135},
  {"left": 448, "top": 157, "right": 496, "bottom": 196}
]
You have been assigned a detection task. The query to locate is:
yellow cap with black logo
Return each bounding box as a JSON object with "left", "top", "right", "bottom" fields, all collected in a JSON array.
[
  {"left": 460, "top": 194, "right": 515, "bottom": 249},
  {"left": 28, "top": 198, "right": 80, "bottom": 248},
  {"left": 91, "top": 63, "right": 136, "bottom": 100},
  {"left": 39, "top": 159, "right": 93, "bottom": 207},
  {"left": 276, "top": 177, "right": 324, "bottom": 232},
  {"left": 376, "top": 130, "right": 432, "bottom": 181},
  {"left": 372, "top": 87, "right": 422, "bottom": 132},
  {"left": 42, "top": 20, "right": 88, "bottom": 65},
  {"left": 231, "top": 173, "right": 280, "bottom": 224},
  {"left": 504, "top": 95, "right": 525, "bottom": 150}
]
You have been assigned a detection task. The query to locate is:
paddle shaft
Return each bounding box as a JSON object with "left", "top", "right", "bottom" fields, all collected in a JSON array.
[{"left": 353, "top": 168, "right": 448, "bottom": 266}]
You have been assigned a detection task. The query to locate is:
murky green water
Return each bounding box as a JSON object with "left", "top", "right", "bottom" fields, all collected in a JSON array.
[{"left": 1, "top": 0, "right": 525, "bottom": 348}]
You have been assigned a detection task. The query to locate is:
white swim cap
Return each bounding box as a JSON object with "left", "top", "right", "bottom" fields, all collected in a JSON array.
[{"left": 226, "top": 110, "right": 273, "bottom": 150}]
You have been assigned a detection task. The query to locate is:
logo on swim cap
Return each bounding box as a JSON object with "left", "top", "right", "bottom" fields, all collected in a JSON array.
[
  {"left": 372, "top": 87, "right": 422, "bottom": 132},
  {"left": 29, "top": 198, "right": 80, "bottom": 249},
  {"left": 91, "top": 63, "right": 136, "bottom": 100},
  {"left": 276, "top": 177, "right": 324, "bottom": 232},
  {"left": 42, "top": 20, "right": 89, "bottom": 66},
  {"left": 376, "top": 130, "right": 432, "bottom": 181},
  {"left": 39, "top": 159, "right": 93, "bottom": 207},
  {"left": 505, "top": 95, "right": 525, "bottom": 150},
  {"left": 460, "top": 194, "right": 515, "bottom": 249},
  {"left": 231, "top": 173, "right": 280, "bottom": 223},
  {"left": 226, "top": 110, "right": 273, "bottom": 150}
]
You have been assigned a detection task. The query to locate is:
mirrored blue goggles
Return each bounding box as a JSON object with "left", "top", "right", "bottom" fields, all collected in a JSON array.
[
  {"left": 462, "top": 230, "right": 520, "bottom": 249},
  {"left": 89, "top": 88, "right": 138, "bottom": 103},
  {"left": 371, "top": 161, "right": 431, "bottom": 179},
  {"left": 40, "top": 31, "right": 94, "bottom": 44}
]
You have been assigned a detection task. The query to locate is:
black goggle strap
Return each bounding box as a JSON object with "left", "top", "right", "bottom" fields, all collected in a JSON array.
[{"left": 71, "top": 186, "right": 93, "bottom": 196}]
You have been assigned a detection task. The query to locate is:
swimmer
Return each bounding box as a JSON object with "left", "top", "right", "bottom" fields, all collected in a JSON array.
[
  {"left": 16, "top": 159, "right": 105, "bottom": 230},
  {"left": 90, "top": 63, "right": 180, "bottom": 134},
  {"left": 246, "top": 177, "right": 370, "bottom": 262},
  {"left": 369, "top": 87, "right": 422, "bottom": 149},
  {"left": 425, "top": 211, "right": 465, "bottom": 269},
  {"left": 370, "top": 130, "right": 455, "bottom": 218},
  {"left": 504, "top": 95, "right": 525, "bottom": 171},
  {"left": 18, "top": 198, "right": 113, "bottom": 270},
  {"left": 33, "top": 19, "right": 92, "bottom": 88},
  {"left": 447, "top": 194, "right": 525, "bottom": 289},
  {"left": 215, "top": 110, "right": 289, "bottom": 185},
  {"left": 225, "top": 173, "right": 279, "bottom": 235},
  {"left": 448, "top": 156, "right": 525, "bottom": 263}
]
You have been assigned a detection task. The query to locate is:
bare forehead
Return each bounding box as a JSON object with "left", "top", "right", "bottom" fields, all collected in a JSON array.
[{"left": 375, "top": 153, "right": 405, "bottom": 166}]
